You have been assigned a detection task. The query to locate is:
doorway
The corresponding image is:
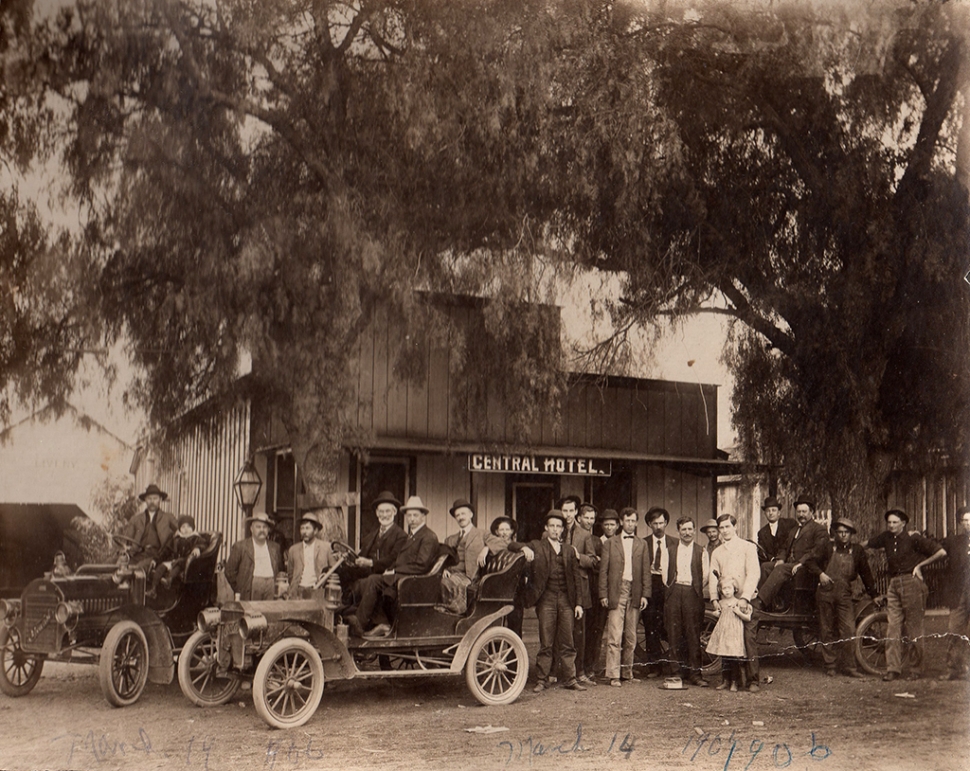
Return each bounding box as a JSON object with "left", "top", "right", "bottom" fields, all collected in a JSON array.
[{"left": 510, "top": 480, "right": 557, "bottom": 541}]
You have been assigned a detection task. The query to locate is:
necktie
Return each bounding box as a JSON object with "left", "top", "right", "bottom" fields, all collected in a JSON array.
[{"left": 653, "top": 539, "right": 662, "bottom": 570}]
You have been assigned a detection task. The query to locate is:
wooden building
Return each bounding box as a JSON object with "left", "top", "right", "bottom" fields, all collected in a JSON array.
[{"left": 133, "top": 298, "right": 733, "bottom": 555}]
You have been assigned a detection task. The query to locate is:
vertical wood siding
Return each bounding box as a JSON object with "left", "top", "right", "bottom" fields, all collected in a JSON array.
[{"left": 134, "top": 402, "right": 252, "bottom": 560}]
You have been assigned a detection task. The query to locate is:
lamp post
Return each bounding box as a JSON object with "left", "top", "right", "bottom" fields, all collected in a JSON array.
[{"left": 233, "top": 458, "right": 263, "bottom": 518}]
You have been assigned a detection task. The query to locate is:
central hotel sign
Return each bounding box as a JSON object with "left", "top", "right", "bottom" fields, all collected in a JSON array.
[{"left": 468, "top": 454, "right": 611, "bottom": 477}]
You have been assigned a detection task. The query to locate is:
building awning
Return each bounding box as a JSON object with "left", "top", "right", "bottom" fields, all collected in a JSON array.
[{"left": 353, "top": 438, "right": 755, "bottom": 474}]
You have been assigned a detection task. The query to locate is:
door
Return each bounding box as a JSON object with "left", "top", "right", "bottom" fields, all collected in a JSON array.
[
  {"left": 511, "top": 481, "right": 557, "bottom": 542},
  {"left": 356, "top": 458, "right": 410, "bottom": 549}
]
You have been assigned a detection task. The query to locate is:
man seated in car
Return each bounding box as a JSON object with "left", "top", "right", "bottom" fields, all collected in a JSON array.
[
  {"left": 345, "top": 496, "right": 439, "bottom": 638},
  {"left": 753, "top": 496, "right": 830, "bottom": 612}
]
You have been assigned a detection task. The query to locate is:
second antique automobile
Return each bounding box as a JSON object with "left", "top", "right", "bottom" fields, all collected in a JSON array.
[
  {"left": 0, "top": 532, "right": 227, "bottom": 707},
  {"left": 184, "top": 544, "right": 529, "bottom": 729}
]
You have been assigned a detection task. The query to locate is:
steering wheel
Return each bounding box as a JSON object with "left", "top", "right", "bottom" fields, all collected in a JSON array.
[
  {"left": 111, "top": 533, "right": 143, "bottom": 553},
  {"left": 331, "top": 541, "right": 360, "bottom": 563}
]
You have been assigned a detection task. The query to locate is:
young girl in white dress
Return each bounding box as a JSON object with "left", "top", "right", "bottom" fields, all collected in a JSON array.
[{"left": 706, "top": 576, "right": 752, "bottom": 691}]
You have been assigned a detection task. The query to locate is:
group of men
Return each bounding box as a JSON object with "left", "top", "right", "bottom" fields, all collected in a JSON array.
[
  {"left": 118, "top": 482, "right": 970, "bottom": 687},
  {"left": 509, "top": 499, "right": 724, "bottom": 692}
]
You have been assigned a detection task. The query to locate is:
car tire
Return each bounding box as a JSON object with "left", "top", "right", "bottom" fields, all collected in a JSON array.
[
  {"left": 253, "top": 637, "right": 325, "bottom": 729},
  {"left": 0, "top": 625, "right": 44, "bottom": 697},
  {"left": 178, "top": 630, "right": 241, "bottom": 707},
  {"left": 99, "top": 620, "right": 150, "bottom": 707},
  {"left": 464, "top": 626, "right": 528, "bottom": 706},
  {"left": 699, "top": 611, "right": 721, "bottom": 676},
  {"left": 853, "top": 610, "right": 920, "bottom": 676}
]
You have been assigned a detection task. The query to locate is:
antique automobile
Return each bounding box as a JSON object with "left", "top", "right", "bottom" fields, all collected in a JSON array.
[
  {"left": 0, "top": 532, "right": 226, "bottom": 707},
  {"left": 695, "top": 577, "right": 891, "bottom": 676},
  {"left": 184, "top": 544, "right": 529, "bottom": 729}
]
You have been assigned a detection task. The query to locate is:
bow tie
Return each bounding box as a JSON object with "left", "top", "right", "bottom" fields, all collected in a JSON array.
[{"left": 623, "top": 535, "right": 635, "bottom": 539}]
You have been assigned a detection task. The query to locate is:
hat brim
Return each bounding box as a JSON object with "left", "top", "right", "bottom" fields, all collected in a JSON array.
[
  {"left": 402, "top": 506, "right": 429, "bottom": 515},
  {"left": 139, "top": 491, "right": 168, "bottom": 501}
]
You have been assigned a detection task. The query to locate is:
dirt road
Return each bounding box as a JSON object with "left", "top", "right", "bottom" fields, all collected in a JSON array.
[{"left": 1, "top": 617, "right": 967, "bottom": 771}]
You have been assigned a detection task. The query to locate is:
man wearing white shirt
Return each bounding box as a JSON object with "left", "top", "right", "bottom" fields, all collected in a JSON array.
[
  {"left": 286, "top": 511, "right": 334, "bottom": 599},
  {"left": 643, "top": 507, "right": 679, "bottom": 677},
  {"left": 708, "top": 513, "right": 762, "bottom": 691},
  {"left": 225, "top": 512, "right": 283, "bottom": 601},
  {"left": 664, "top": 517, "right": 710, "bottom": 686},
  {"left": 599, "top": 508, "right": 650, "bottom": 686}
]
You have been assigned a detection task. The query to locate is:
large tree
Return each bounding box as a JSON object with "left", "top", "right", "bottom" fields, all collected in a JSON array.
[
  {"left": 20, "top": 0, "right": 970, "bottom": 530},
  {"left": 543, "top": 1, "right": 970, "bottom": 523}
]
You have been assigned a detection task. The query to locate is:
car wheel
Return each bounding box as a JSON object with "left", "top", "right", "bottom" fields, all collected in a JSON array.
[
  {"left": 99, "top": 620, "right": 150, "bottom": 707},
  {"left": 253, "top": 638, "right": 325, "bottom": 729},
  {"left": 465, "top": 626, "right": 528, "bottom": 706},
  {"left": 699, "top": 611, "right": 721, "bottom": 677},
  {"left": 178, "top": 630, "right": 241, "bottom": 707},
  {"left": 853, "top": 611, "right": 919, "bottom": 676},
  {"left": 0, "top": 625, "right": 44, "bottom": 697},
  {"left": 792, "top": 626, "right": 824, "bottom": 660}
]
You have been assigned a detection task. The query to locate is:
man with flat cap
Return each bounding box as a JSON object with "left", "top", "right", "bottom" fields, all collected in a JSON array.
[
  {"left": 347, "top": 495, "right": 439, "bottom": 637},
  {"left": 286, "top": 511, "right": 335, "bottom": 599},
  {"left": 225, "top": 511, "right": 283, "bottom": 601},
  {"left": 439, "top": 498, "right": 486, "bottom": 613},
  {"left": 865, "top": 508, "right": 945, "bottom": 681},
  {"left": 817, "top": 517, "right": 878, "bottom": 677},
  {"left": 940, "top": 505, "right": 970, "bottom": 680},
  {"left": 757, "top": 496, "right": 797, "bottom": 580},
  {"left": 754, "top": 497, "right": 831, "bottom": 612},
  {"left": 510, "top": 510, "right": 587, "bottom": 692},
  {"left": 121, "top": 483, "right": 178, "bottom": 571},
  {"left": 584, "top": 507, "right": 619, "bottom": 677},
  {"left": 700, "top": 519, "right": 720, "bottom": 598}
]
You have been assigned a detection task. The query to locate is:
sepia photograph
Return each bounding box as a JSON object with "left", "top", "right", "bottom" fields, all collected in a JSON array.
[{"left": 0, "top": 0, "right": 967, "bottom": 769}]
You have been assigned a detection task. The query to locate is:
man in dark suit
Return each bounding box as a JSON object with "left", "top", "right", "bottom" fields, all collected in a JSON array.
[
  {"left": 347, "top": 496, "right": 438, "bottom": 637},
  {"left": 599, "top": 507, "right": 650, "bottom": 686},
  {"left": 664, "top": 516, "right": 710, "bottom": 686},
  {"left": 757, "top": 496, "right": 798, "bottom": 583},
  {"left": 564, "top": 499, "right": 600, "bottom": 686},
  {"left": 754, "top": 496, "right": 831, "bottom": 611},
  {"left": 342, "top": 491, "right": 407, "bottom": 606},
  {"left": 121, "top": 483, "right": 178, "bottom": 571},
  {"left": 941, "top": 505, "right": 970, "bottom": 680},
  {"left": 642, "top": 506, "right": 679, "bottom": 677},
  {"left": 510, "top": 510, "right": 587, "bottom": 693},
  {"left": 225, "top": 512, "right": 284, "bottom": 600}
]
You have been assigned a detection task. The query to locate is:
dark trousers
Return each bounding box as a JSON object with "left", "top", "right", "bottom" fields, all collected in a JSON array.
[
  {"left": 585, "top": 601, "right": 608, "bottom": 674},
  {"left": 641, "top": 573, "right": 669, "bottom": 671},
  {"left": 946, "top": 591, "right": 970, "bottom": 677},
  {"left": 664, "top": 584, "right": 704, "bottom": 679},
  {"left": 572, "top": 606, "right": 589, "bottom": 678},
  {"left": 743, "top": 615, "right": 760, "bottom": 681},
  {"left": 355, "top": 573, "right": 396, "bottom": 629},
  {"left": 535, "top": 588, "right": 577, "bottom": 684},
  {"left": 817, "top": 579, "right": 856, "bottom": 671}
]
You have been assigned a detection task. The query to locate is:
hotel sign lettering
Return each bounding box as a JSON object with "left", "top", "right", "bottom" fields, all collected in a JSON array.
[{"left": 468, "top": 454, "right": 612, "bottom": 477}]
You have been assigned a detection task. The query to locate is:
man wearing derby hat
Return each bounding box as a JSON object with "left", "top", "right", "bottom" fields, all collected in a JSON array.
[
  {"left": 225, "top": 511, "right": 283, "bottom": 601},
  {"left": 346, "top": 495, "right": 439, "bottom": 637},
  {"left": 438, "top": 499, "right": 486, "bottom": 614},
  {"left": 816, "top": 517, "right": 878, "bottom": 678},
  {"left": 753, "top": 496, "right": 831, "bottom": 612},
  {"left": 757, "top": 496, "right": 797, "bottom": 578},
  {"left": 510, "top": 510, "right": 587, "bottom": 693},
  {"left": 865, "top": 509, "right": 945, "bottom": 681},
  {"left": 121, "top": 484, "right": 178, "bottom": 571},
  {"left": 286, "top": 511, "right": 335, "bottom": 599}
]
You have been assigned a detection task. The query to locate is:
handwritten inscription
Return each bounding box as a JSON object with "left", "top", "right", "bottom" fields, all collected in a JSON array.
[
  {"left": 682, "top": 730, "right": 832, "bottom": 770},
  {"left": 497, "top": 724, "right": 635, "bottom": 766}
]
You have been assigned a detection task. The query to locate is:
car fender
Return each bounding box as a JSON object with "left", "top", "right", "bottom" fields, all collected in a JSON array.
[
  {"left": 273, "top": 622, "right": 356, "bottom": 682},
  {"left": 104, "top": 606, "right": 174, "bottom": 685},
  {"left": 450, "top": 606, "right": 514, "bottom": 672}
]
